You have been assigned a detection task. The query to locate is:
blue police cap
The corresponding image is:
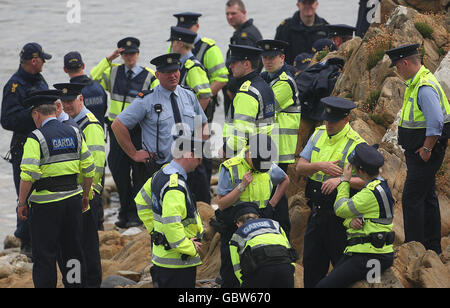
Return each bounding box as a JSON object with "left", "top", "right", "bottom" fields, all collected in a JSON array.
[
  {"left": 321, "top": 96, "right": 356, "bottom": 122},
  {"left": 293, "top": 52, "right": 312, "bottom": 71},
  {"left": 173, "top": 12, "right": 202, "bottom": 28},
  {"left": 326, "top": 24, "right": 356, "bottom": 38},
  {"left": 257, "top": 39, "right": 289, "bottom": 56},
  {"left": 150, "top": 53, "right": 181, "bottom": 72},
  {"left": 227, "top": 44, "right": 263, "bottom": 64},
  {"left": 24, "top": 95, "right": 59, "bottom": 111},
  {"left": 385, "top": 43, "right": 420, "bottom": 67},
  {"left": 168, "top": 26, "right": 197, "bottom": 44},
  {"left": 64, "top": 51, "right": 84, "bottom": 69},
  {"left": 348, "top": 143, "right": 384, "bottom": 174},
  {"left": 117, "top": 37, "right": 140, "bottom": 53},
  {"left": 312, "top": 38, "right": 337, "bottom": 54},
  {"left": 20, "top": 42, "right": 52, "bottom": 61},
  {"left": 233, "top": 202, "right": 260, "bottom": 222},
  {"left": 53, "top": 83, "right": 85, "bottom": 101}
]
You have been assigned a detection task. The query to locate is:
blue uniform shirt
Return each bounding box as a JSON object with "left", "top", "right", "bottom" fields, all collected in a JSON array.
[
  {"left": 124, "top": 65, "right": 143, "bottom": 79},
  {"left": 217, "top": 163, "right": 287, "bottom": 196},
  {"left": 299, "top": 135, "right": 315, "bottom": 162},
  {"left": 417, "top": 85, "right": 444, "bottom": 137},
  {"left": 73, "top": 106, "right": 90, "bottom": 123},
  {"left": 117, "top": 84, "right": 207, "bottom": 164}
]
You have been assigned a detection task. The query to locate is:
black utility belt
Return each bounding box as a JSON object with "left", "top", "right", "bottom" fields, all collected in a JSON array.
[
  {"left": 240, "top": 244, "right": 299, "bottom": 275},
  {"left": 347, "top": 232, "right": 395, "bottom": 249},
  {"left": 35, "top": 174, "right": 78, "bottom": 192}
]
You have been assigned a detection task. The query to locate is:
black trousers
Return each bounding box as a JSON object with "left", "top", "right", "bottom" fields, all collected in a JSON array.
[
  {"left": 272, "top": 163, "right": 291, "bottom": 238},
  {"left": 151, "top": 265, "right": 197, "bottom": 288},
  {"left": 219, "top": 230, "right": 240, "bottom": 288},
  {"left": 302, "top": 210, "right": 347, "bottom": 288},
  {"left": 30, "top": 194, "right": 86, "bottom": 288},
  {"left": 242, "top": 263, "right": 295, "bottom": 288},
  {"left": 315, "top": 253, "right": 394, "bottom": 288},
  {"left": 108, "top": 127, "right": 148, "bottom": 221},
  {"left": 12, "top": 145, "right": 32, "bottom": 245},
  {"left": 81, "top": 201, "right": 102, "bottom": 288},
  {"left": 402, "top": 146, "right": 446, "bottom": 254}
]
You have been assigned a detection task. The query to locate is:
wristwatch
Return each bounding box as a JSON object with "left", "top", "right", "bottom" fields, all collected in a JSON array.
[
  {"left": 423, "top": 146, "right": 432, "bottom": 153},
  {"left": 237, "top": 183, "right": 245, "bottom": 192},
  {"left": 17, "top": 201, "right": 26, "bottom": 207},
  {"left": 340, "top": 175, "right": 349, "bottom": 184}
]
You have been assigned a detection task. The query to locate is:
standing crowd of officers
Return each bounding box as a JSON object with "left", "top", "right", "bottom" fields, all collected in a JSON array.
[{"left": 1, "top": 0, "right": 448, "bottom": 288}]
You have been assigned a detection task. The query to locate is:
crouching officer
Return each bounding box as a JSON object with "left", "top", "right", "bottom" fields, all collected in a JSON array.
[
  {"left": 316, "top": 143, "right": 395, "bottom": 288},
  {"left": 215, "top": 134, "right": 289, "bottom": 288},
  {"left": 135, "top": 135, "right": 204, "bottom": 288},
  {"left": 17, "top": 94, "right": 95, "bottom": 288},
  {"left": 296, "top": 96, "right": 366, "bottom": 288},
  {"left": 230, "top": 202, "right": 298, "bottom": 288},
  {"left": 55, "top": 83, "right": 104, "bottom": 288}
]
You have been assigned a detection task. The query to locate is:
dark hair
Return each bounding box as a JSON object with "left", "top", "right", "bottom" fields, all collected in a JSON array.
[{"left": 226, "top": 0, "right": 246, "bottom": 11}]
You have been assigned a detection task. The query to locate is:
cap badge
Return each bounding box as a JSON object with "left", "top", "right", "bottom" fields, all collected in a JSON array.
[
  {"left": 167, "top": 58, "right": 173, "bottom": 64},
  {"left": 62, "top": 88, "right": 68, "bottom": 94},
  {"left": 180, "top": 17, "right": 185, "bottom": 22},
  {"left": 126, "top": 40, "right": 132, "bottom": 46},
  {"left": 326, "top": 107, "right": 332, "bottom": 114},
  {"left": 265, "top": 44, "right": 270, "bottom": 50}
]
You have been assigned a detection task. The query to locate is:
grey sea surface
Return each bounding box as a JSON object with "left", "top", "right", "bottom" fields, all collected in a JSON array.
[{"left": 0, "top": 0, "right": 359, "bottom": 241}]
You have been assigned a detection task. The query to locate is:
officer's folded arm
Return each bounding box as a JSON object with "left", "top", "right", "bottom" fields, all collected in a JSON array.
[
  {"left": 269, "top": 174, "right": 290, "bottom": 207},
  {"left": 296, "top": 157, "right": 342, "bottom": 177}
]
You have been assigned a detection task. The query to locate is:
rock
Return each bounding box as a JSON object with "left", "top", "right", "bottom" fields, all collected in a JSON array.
[
  {"left": 117, "top": 270, "right": 141, "bottom": 282},
  {"left": 121, "top": 227, "right": 143, "bottom": 237},
  {"left": 101, "top": 275, "right": 137, "bottom": 288},
  {"left": 351, "top": 268, "right": 404, "bottom": 288},
  {"left": 434, "top": 51, "right": 450, "bottom": 98},
  {"left": 3, "top": 235, "right": 20, "bottom": 250}
]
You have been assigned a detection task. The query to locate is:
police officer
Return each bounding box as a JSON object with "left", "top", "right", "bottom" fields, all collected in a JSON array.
[
  {"left": 224, "top": 0, "right": 263, "bottom": 117},
  {"left": 168, "top": 26, "right": 212, "bottom": 110},
  {"left": 111, "top": 53, "right": 209, "bottom": 192},
  {"left": 135, "top": 135, "right": 204, "bottom": 288},
  {"left": 386, "top": 44, "right": 450, "bottom": 255},
  {"left": 275, "top": 0, "right": 329, "bottom": 65},
  {"left": 326, "top": 24, "right": 356, "bottom": 49},
  {"left": 54, "top": 83, "right": 104, "bottom": 288},
  {"left": 1, "top": 42, "right": 51, "bottom": 258},
  {"left": 172, "top": 12, "right": 229, "bottom": 123},
  {"left": 63, "top": 51, "right": 108, "bottom": 129},
  {"left": 316, "top": 143, "right": 395, "bottom": 288},
  {"left": 229, "top": 202, "right": 298, "bottom": 288},
  {"left": 223, "top": 44, "right": 276, "bottom": 156},
  {"left": 258, "top": 39, "right": 300, "bottom": 170},
  {"left": 216, "top": 134, "right": 289, "bottom": 288},
  {"left": 311, "top": 38, "right": 337, "bottom": 55},
  {"left": 258, "top": 39, "right": 300, "bottom": 240},
  {"left": 296, "top": 96, "right": 366, "bottom": 288},
  {"left": 18, "top": 94, "right": 95, "bottom": 288},
  {"left": 90, "top": 37, "right": 159, "bottom": 228}
]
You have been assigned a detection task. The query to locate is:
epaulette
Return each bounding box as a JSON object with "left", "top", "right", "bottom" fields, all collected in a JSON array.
[
  {"left": 86, "top": 112, "right": 99, "bottom": 123},
  {"left": 180, "top": 84, "right": 195, "bottom": 93},
  {"left": 239, "top": 80, "right": 252, "bottom": 92},
  {"left": 185, "top": 59, "right": 195, "bottom": 69},
  {"left": 222, "top": 156, "right": 243, "bottom": 168},
  {"left": 346, "top": 127, "right": 363, "bottom": 142},
  {"left": 169, "top": 173, "right": 179, "bottom": 188},
  {"left": 316, "top": 125, "right": 326, "bottom": 130},
  {"left": 366, "top": 179, "right": 381, "bottom": 191},
  {"left": 137, "top": 89, "right": 154, "bottom": 98},
  {"left": 279, "top": 72, "right": 289, "bottom": 81},
  {"left": 201, "top": 37, "right": 216, "bottom": 46}
]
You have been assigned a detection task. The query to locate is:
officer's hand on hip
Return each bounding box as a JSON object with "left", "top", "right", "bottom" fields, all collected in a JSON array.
[
  {"left": 132, "top": 150, "right": 151, "bottom": 163},
  {"left": 17, "top": 204, "right": 28, "bottom": 221},
  {"left": 416, "top": 147, "right": 432, "bottom": 163},
  {"left": 107, "top": 48, "right": 125, "bottom": 63},
  {"left": 320, "top": 160, "right": 343, "bottom": 177},
  {"left": 242, "top": 171, "right": 253, "bottom": 188},
  {"left": 321, "top": 177, "right": 340, "bottom": 195},
  {"left": 192, "top": 238, "right": 202, "bottom": 253}
]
